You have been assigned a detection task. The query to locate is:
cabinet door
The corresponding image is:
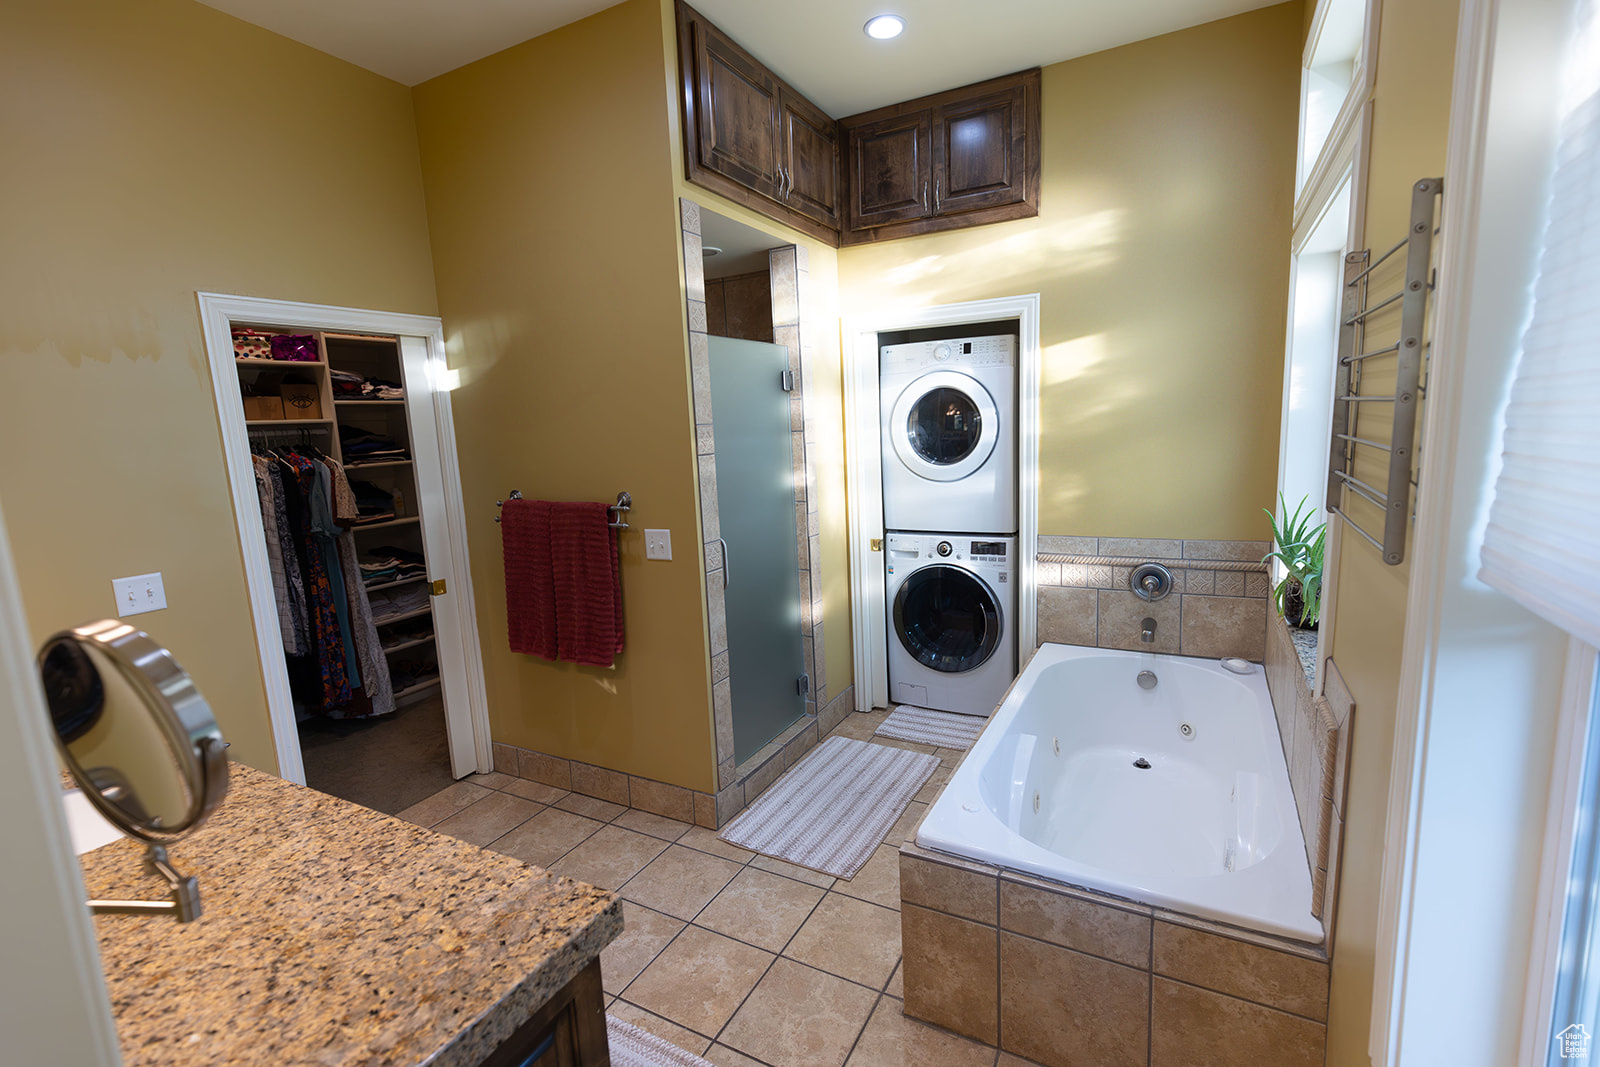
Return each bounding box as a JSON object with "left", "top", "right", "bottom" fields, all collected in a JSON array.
[
  {"left": 932, "top": 83, "right": 1028, "bottom": 216},
  {"left": 778, "top": 89, "right": 840, "bottom": 228},
  {"left": 846, "top": 109, "right": 933, "bottom": 229},
  {"left": 691, "top": 18, "right": 782, "bottom": 199}
]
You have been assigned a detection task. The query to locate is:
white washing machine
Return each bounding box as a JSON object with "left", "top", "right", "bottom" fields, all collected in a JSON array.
[
  {"left": 886, "top": 532, "right": 1017, "bottom": 716},
  {"left": 881, "top": 335, "right": 1016, "bottom": 534}
]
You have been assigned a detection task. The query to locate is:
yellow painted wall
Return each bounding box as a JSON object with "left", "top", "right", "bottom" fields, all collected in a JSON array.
[
  {"left": 0, "top": 0, "right": 440, "bottom": 774},
  {"left": 656, "top": 0, "right": 854, "bottom": 700},
  {"left": 413, "top": 0, "right": 719, "bottom": 793},
  {"left": 1323, "top": 0, "right": 1461, "bottom": 1061},
  {"left": 838, "top": 4, "right": 1303, "bottom": 542}
]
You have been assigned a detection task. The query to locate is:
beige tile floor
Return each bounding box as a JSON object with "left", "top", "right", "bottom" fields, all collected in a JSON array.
[{"left": 396, "top": 709, "right": 1048, "bottom": 1067}]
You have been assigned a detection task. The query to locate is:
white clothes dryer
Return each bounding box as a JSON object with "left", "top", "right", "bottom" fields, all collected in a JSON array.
[
  {"left": 881, "top": 335, "right": 1016, "bottom": 534},
  {"left": 885, "top": 532, "right": 1017, "bottom": 716}
]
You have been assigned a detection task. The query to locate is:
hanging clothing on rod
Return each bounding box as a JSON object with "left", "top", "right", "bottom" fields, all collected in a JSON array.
[{"left": 249, "top": 442, "right": 395, "bottom": 719}]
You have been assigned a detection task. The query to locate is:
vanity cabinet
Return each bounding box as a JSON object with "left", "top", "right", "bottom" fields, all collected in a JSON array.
[
  {"left": 479, "top": 960, "right": 608, "bottom": 1067},
  {"left": 676, "top": 1, "right": 841, "bottom": 243},
  {"left": 839, "top": 69, "right": 1041, "bottom": 245}
]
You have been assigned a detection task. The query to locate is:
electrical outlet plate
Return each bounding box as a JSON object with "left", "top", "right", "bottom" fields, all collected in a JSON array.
[
  {"left": 644, "top": 530, "right": 672, "bottom": 561},
  {"left": 112, "top": 572, "right": 166, "bottom": 617}
]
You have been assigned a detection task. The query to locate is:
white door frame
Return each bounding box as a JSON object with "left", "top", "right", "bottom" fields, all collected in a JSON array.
[
  {"left": 196, "top": 292, "right": 491, "bottom": 782},
  {"left": 844, "top": 293, "right": 1042, "bottom": 711}
]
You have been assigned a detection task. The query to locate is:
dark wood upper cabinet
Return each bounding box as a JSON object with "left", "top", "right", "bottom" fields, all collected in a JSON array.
[
  {"left": 678, "top": 2, "right": 840, "bottom": 244},
  {"left": 841, "top": 69, "right": 1040, "bottom": 244},
  {"left": 675, "top": 2, "right": 1039, "bottom": 248},
  {"left": 846, "top": 110, "right": 933, "bottom": 228},
  {"left": 778, "top": 89, "right": 840, "bottom": 228},
  {"left": 691, "top": 17, "right": 782, "bottom": 200}
]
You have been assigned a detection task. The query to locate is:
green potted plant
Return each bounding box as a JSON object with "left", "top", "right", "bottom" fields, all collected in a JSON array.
[{"left": 1263, "top": 494, "right": 1326, "bottom": 628}]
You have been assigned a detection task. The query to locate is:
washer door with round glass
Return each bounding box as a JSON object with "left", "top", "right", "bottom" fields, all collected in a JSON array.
[
  {"left": 894, "top": 565, "right": 1002, "bottom": 673},
  {"left": 888, "top": 370, "right": 999, "bottom": 483}
]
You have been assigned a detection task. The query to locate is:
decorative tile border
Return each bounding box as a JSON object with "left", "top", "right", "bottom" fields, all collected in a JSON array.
[
  {"left": 680, "top": 198, "right": 830, "bottom": 795},
  {"left": 491, "top": 685, "right": 856, "bottom": 831},
  {"left": 898, "top": 841, "right": 1329, "bottom": 1064},
  {"left": 1035, "top": 535, "right": 1271, "bottom": 660}
]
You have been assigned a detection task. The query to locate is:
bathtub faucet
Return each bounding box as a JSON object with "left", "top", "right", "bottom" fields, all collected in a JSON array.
[{"left": 1141, "top": 617, "right": 1157, "bottom": 643}]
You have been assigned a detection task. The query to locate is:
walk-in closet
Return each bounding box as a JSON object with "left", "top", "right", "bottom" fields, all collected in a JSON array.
[{"left": 232, "top": 324, "right": 455, "bottom": 812}]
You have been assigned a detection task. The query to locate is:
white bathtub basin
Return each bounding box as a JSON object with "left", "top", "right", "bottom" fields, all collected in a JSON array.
[{"left": 917, "top": 642, "right": 1322, "bottom": 943}]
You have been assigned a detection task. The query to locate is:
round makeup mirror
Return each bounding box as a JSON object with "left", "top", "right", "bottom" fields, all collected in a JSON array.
[{"left": 39, "top": 619, "right": 228, "bottom": 921}]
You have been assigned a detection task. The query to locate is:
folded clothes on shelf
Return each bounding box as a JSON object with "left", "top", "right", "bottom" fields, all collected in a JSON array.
[
  {"left": 331, "top": 368, "right": 405, "bottom": 401},
  {"left": 380, "top": 616, "right": 434, "bottom": 648},
  {"left": 360, "top": 545, "right": 428, "bottom": 586},
  {"left": 369, "top": 583, "right": 431, "bottom": 621},
  {"left": 339, "top": 426, "right": 410, "bottom": 463},
  {"left": 348, "top": 479, "right": 397, "bottom": 525}
]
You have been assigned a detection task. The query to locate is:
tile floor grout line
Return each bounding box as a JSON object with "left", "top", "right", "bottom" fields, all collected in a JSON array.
[
  {"left": 836, "top": 990, "right": 885, "bottom": 1067},
  {"left": 701, "top": 879, "right": 834, "bottom": 1055}
]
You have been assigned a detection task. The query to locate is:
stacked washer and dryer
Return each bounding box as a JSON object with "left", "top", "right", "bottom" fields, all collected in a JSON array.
[{"left": 880, "top": 335, "right": 1018, "bottom": 717}]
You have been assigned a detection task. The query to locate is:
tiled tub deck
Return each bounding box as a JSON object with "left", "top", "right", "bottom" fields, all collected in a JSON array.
[{"left": 899, "top": 842, "right": 1329, "bottom": 1067}]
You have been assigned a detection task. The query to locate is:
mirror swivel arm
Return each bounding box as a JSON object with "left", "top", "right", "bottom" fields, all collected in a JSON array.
[{"left": 87, "top": 844, "right": 202, "bottom": 923}]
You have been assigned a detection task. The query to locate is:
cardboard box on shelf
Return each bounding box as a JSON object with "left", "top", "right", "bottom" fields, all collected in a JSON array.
[
  {"left": 243, "top": 396, "right": 285, "bottom": 421},
  {"left": 279, "top": 384, "right": 322, "bottom": 419}
]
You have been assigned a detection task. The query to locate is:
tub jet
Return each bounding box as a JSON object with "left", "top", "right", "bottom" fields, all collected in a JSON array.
[{"left": 1133, "top": 757, "right": 1152, "bottom": 769}]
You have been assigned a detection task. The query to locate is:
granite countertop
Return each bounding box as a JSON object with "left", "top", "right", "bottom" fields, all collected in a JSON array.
[{"left": 77, "top": 765, "right": 621, "bottom": 1067}]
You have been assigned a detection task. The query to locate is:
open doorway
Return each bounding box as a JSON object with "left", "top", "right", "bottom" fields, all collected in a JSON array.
[{"left": 198, "top": 293, "right": 491, "bottom": 813}]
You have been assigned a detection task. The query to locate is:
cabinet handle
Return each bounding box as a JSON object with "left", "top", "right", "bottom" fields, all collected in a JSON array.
[
  {"left": 783, "top": 167, "right": 793, "bottom": 200},
  {"left": 935, "top": 177, "right": 942, "bottom": 213},
  {"left": 922, "top": 181, "right": 929, "bottom": 210}
]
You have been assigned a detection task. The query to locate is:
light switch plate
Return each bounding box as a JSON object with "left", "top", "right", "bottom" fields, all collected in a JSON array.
[
  {"left": 644, "top": 529, "right": 672, "bottom": 561},
  {"left": 112, "top": 572, "right": 166, "bottom": 617}
]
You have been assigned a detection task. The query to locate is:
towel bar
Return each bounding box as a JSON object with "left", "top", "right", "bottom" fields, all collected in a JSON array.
[
  {"left": 494, "top": 490, "right": 633, "bottom": 529},
  {"left": 492, "top": 489, "right": 523, "bottom": 523},
  {"left": 608, "top": 492, "right": 632, "bottom": 530}
]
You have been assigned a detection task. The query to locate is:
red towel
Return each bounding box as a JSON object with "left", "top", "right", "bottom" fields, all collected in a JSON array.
[
  {"left": 502, "top": 499, "right": 623, "bottom": 667},
  {"left": 549, "top": 502, "right": 624, "bottom": 667},
  {"left": 502, "top": 499, "right": 557, "bottom": 659}
]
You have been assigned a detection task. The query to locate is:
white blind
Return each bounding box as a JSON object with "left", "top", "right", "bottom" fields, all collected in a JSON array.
[{"left": 1479, "top": 1, "right": 1600, "bottom": 648}]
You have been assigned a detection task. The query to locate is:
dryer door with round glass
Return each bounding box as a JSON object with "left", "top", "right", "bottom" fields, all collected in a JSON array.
[
  {"left": 894, "top": 564, "right": 1002, "bottom": 673},
  {"left": 888, "top": 371, "right": 999, "bottom": 483}
]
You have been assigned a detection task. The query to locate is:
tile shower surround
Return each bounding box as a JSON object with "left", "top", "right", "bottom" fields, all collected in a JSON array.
[
  {"left": 1034, "top": 535, "right": 1273, "bottom": 662},
  {"left": 680, "top": 197, "right": 835, "bottom": 803}
]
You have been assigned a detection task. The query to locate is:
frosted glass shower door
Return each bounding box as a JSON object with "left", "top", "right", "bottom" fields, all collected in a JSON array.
[{"left": 708, "top": 337, "right": 806, "bottom": 765}]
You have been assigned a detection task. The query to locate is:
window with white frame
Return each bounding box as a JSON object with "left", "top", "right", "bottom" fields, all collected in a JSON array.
[
  {"left": 1298, "top": 0, "right": 1373, "bottom": 197},
  {"left": 1273, "top": 0, "right": 1372, "bottom": 641},
  {"left": 1473, "top": 0, "right": 1600, "bottom": 1060}
]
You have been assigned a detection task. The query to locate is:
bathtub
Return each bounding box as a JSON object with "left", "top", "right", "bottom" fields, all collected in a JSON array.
[{"left": 916, "top": 642, "right": 1322, "bottom": 943}]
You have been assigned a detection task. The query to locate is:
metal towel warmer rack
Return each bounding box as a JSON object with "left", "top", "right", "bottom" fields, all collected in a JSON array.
[
  {"left": 495, "top": 490, "right": 632, "bottom": 530},
  {"left": 1326, "top": 177, "right": 1442, "bottom": 566}
]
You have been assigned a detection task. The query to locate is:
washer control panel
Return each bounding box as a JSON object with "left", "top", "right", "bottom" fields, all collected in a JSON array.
[
  {"left": 884, "top": 533, "right": 1013, "bottom": 578},
  {"left": 881, "top": 335, "right": 1015, "bottom": 374}
]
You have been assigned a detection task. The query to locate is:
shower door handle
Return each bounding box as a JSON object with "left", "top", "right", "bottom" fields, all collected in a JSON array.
[{"left": 716, "top": 537, "right": 730, "bottom": 590}]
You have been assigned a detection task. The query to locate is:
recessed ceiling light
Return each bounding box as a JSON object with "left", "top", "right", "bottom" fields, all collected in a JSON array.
[
  {"left": 864, "top": 14, "right": 905, "bottom": 39},
  {"left": 702, "top": 245, "right": 722, "bottom": 257}
]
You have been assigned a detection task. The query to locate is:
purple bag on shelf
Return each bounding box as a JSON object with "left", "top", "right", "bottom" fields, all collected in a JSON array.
[{"left": 270, "top": 334, "right": 319, "bottom": 362}]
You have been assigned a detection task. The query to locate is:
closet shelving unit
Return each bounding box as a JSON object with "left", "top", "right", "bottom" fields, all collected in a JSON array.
[{"left": 236, "top": 326, "right": 442, "bottom": 710}]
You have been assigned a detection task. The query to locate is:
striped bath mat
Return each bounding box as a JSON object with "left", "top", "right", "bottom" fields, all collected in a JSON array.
[
  {"left": 607, "top": 1015, "right": 713, "bottom": 1067},
  {"left": 875, "top": 705, "right": 987, "bottom": 749},
  {"left": 718, "top": 736, "right": 938, "bottom": 879}
]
